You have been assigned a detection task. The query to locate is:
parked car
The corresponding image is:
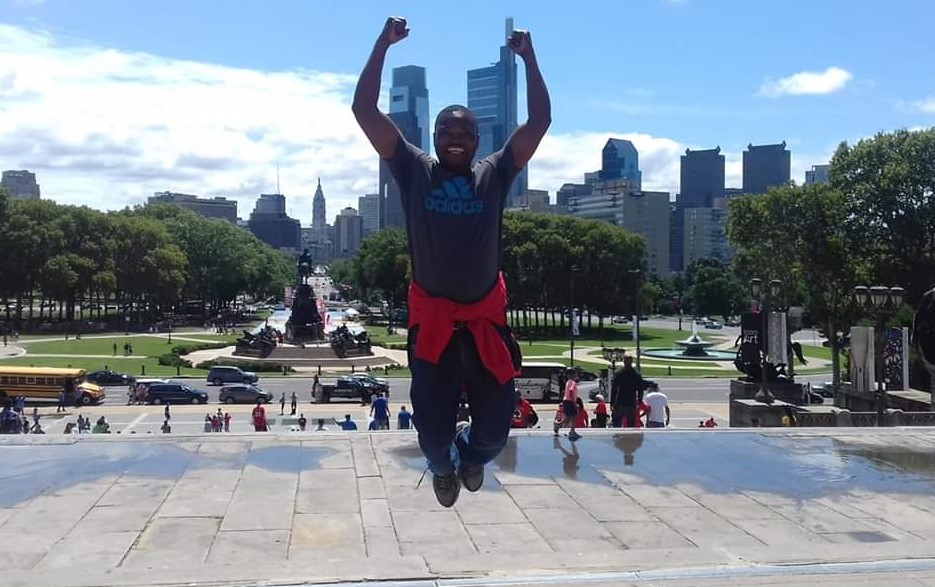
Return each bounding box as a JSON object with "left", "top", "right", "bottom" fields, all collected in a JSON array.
[
  {"left": 704, "top": 321, "right": 723, "bottom": 330},
  {"left": 725, "top": 318, "right": 741, "bottom": 327},
  {"left": 218, "top": 384, "right": 273, "bottom": 404},
  {"left": 319, "top": 377, "right": 379, "bottom": 403},
  {"left": 146, "top": 383, "right": 209, "bottom": 405},
  {"left": 84, "top": 369, "right": 133, "bottom": 386},
  {"left": 612, "top": 316, "right": 629, "bottom": 325},
  {"left": 206, "top": 365, "right": 258, "bottom": 386}
]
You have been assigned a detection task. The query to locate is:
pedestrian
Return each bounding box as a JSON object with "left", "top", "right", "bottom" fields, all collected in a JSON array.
[
  {"left": 123, "top": 342, "right": 129, "bottom": 356},
  {"left": 314, "top": 418, "right": 329, "bottom": 431},
  {"left": 370, "top": 392, "right": 390, "bottom": 430},
  {"left": 112, "top": 342, "right": 117, "bottom": 356},
  {"left": 203, "top": 415, "right": 212, "bottom": 433},
  {"left": 561, "top": 367, "right": 581, "bottom": 441},
  {"left": 339, "top": 414, "right": 358, "bottom": 431},
  {"left": 290, "top": 391, "right": 297, "bottom": 416},
  {"left": 573, "top": 397, "right": 589, "bottom": 430},
  {"left": 298, "top": 414, "right": 307, "bottom": 431},
  {"left": 164, "top": 404, "right": 170, "bottom": 422},
  {"left": 57, "top": 388, "right": 66, "bottom": 413},
  {"left": 161, "top": 420, "right": 171, "bottom": 433},
  {"left": 397, "top": 405, "right": 412, "bottom": 430},
  {"left": 279, "top": 393, "right": 285, "bottom": 416},
  {"left": 352, "top": 17, "right": 550, "bottom": 507},
  {"left": 252, "top": 399, "right": 268, "bottom": 432},
  {"left": 593, "top": 394, "right": 609, "bottom": 428},
  {"left": 31, "top": 406, "right": 39, "bottom": 428},
  {"left": 611, "top": 355, "right": 643, "bottom": 428},
  {"left": 128, "top": 343, "right": 133, "bottom": 355},
  {"left": 211, "top": 414, "right": 220, "bottom": 432},
  {"left": 643, "top": 385, "right": 670, "bottom": 429},
  {"left": 224, "top": 412, "right": 231, "bottom": 432}
]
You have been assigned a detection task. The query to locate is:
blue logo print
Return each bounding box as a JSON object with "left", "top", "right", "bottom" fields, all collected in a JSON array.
[{"left": 424, "top": 176, "right": 484, "bottom": 215}]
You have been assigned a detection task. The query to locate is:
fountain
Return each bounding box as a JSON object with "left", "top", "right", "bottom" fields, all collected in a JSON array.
[{"left": 642, "top": 322, "right": 737, "bottom": 361}]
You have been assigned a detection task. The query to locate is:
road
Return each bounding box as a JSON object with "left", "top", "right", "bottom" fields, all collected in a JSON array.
[
  {"left": 99, "top": 373, "right": 833, "bottom": 407},
  {"left": 45, "top": 372, "right": 832, "bottom": 435}
]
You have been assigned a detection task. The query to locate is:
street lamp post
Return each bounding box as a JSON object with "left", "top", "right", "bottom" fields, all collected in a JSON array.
[
  {"left": 601, "top": 347, "right": 627, "bottom": 403},
  {"left": 569, "top": 265, "right": 578, "bottom": 366},
  {"left": 749, "top": 277, "right": 782, "bottom": 404},
  {"left": 167, "top": 310, "right": 173, "bottom": 346},
  {"left": 853, "top": 285, "right": 904, "bottom": 427},
  {"left": 628, "top": 269, "right": 642, "bottom": 373}
]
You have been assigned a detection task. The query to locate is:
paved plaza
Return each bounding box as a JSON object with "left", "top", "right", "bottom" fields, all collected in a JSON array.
[{"left": 1, "top": 429, "right": 935, "bottom": 587}]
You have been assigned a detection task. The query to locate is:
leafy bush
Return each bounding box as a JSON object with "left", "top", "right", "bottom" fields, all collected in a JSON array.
[
  {"left": 194, "top": 358, "right": 295, "bottom": 373},
  {"left": 158, "top": 353, "right": 193, "bottom": 367}
]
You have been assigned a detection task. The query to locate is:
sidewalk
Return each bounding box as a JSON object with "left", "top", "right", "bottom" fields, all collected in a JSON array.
[{"left": 1, "top": 428, "right": 934, "bottom": 587}]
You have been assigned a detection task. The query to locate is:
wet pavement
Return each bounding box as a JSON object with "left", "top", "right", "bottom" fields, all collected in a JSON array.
[{"left": 1, "top": 429, "right": 935, "bottom": 587}]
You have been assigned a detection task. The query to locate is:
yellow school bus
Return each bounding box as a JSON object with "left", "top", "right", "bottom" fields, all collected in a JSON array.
[{"left": 0, "top": 366, "right": 106, "bottom": 406}]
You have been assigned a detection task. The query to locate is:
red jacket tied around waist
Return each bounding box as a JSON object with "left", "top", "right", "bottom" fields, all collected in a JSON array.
[{"left": 408, "top": 273, "right": 519, "bottom": 385}]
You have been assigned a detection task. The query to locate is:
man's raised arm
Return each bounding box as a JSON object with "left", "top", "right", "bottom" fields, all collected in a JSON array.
[
  {"left": 352, "top": 17, "right": 409, "bottom": 160},
  {"left": 505, "top": 30, "right": 552, "bottom": 169}
]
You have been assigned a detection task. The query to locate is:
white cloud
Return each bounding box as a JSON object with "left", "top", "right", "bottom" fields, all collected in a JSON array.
[
  {"left": 758, "top": 67, "right": 853, "bottom": 98},
  {"left": 909, "top": 97, "right": 935, "bottom": 113},
  {"left": 1, "top": 24, "right": 704, "bottom": 225}
]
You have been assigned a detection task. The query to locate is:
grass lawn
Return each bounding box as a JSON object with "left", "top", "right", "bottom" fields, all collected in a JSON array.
[
  {"left": 18, "top": 334, "right": 238, "bottom": 356},
  {"left": 367, "top": 330, "right": 408, "bottom": 348}
]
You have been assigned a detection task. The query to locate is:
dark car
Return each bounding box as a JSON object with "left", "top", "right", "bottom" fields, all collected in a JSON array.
[
  {"left": 84, "top": 370, "right": 133, "bottom": 386},
  {"left": 206, "top": 365, "right": 259, "bottom": 386},
  {"left": 349, "top": 373, "right": 390, "bottom": 396},
  {"left": 146, "top": 383, "right": 209, "bottom": 405},
  {"left": 219, "top": 384, "right": 273, "bottom": 404}
]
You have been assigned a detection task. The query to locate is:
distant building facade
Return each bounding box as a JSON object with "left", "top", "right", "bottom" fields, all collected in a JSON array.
[
  {"left": 247, "top": 194, "right": 301, "bottom": 251},
  {"left": 682, "top": 207, "right": 732, "bottom": 271},
  {"left": 148, "top": 191, "right": 238, "bottom": 223},
  {"left": 311, "top": 178, "right": 327, "bottom": 242},
  {"left": 599, "top": 139, "right": 641, "bottom": 189},
  {"left": 333, "top": 207, "right": 364, "bottom": 259},
  {"left": 381, "top": 65, "right": 430, "bottom": 229},
  {"left": 358, "top": 193, "right": 383, "bottom": 234},
  {"left": 1, "top": 170, "right": 40, "bottom": 200},
  {"left": 742, "top": 142, "right": 791, "bottom": 195},
  {"left": 468, "top": 18, "right": 527, "bottom": 208},
  {"left": 804, "top": 164, "right": 831, "bottom": 185},
  {"left": 567, "top": 179, "right": 670, "bottom": 277}
]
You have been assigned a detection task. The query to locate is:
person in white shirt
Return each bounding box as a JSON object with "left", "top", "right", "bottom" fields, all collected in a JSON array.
[{"left": 642, "top": 389, "right": 670, "bottom": 428}]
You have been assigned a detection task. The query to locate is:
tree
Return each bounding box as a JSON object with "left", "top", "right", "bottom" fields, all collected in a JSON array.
[
  {"left": 832, "top": 128, "right": 935, "bottom": 305},
  {"left": 727, "top": 184, "right": 866, "bottom": 385},
  {"left": 355, "top": 229, "right": 410, "bottom": 309},
  {"left": 683, "top": 260, "right": 747, "bottom": 320}
]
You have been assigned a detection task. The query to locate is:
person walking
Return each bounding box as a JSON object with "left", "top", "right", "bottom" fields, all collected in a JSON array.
[
  {"left": 611, "top": 355, "right": 643, "bottom": 428},
  {"left": 352, "top": 16, "right": 550, "bottom": 507},
  {"left": 279, "top": 393, "right": 285, "bottom": 416},
  {"left": 561, "top": 367, "right": 581, "bottom": 441},
  {"left": 643, "top": 385, "right": 670, "bottom": 428},
  {"left": 290, "top": 391, "right": 298, "bottom": 416}
]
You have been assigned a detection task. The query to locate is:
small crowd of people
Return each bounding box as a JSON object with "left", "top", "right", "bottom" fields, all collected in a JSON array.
[{"left": 202, "top": 408, "right": 232, "bottom": 433}]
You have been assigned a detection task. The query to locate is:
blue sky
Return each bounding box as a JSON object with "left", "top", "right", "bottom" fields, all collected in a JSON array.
[{"left": 1, "top": 0, "right": 933, "bottom": 223}]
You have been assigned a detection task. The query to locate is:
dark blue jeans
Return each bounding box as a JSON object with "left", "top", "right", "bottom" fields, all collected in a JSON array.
[{"left": 409, "top": 326, "right": 516, "bottom": 475}]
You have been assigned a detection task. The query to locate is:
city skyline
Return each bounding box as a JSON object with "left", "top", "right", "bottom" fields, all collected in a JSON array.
[{"left": 1, "top": 1, "right": 933, "bottom": 225}]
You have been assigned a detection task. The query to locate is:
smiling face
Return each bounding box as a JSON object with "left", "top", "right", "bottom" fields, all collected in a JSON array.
[{"left": 433, "top": 106, "right": 478, "bottom": 173}]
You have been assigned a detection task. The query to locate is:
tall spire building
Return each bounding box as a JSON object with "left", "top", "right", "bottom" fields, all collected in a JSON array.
[
  {"left": 467, "top": 17, "right": 527, "bottom": 207},
  {"left": 380, "top": 65, "right": 430, "bottom": 229},
  {"left": 312, "top": 178, "right": 327, "bottom": 242}
]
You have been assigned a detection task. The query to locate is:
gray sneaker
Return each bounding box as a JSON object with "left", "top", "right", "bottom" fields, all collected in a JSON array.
[
  {"left": 432, "top": 472, "right": 461, "bottom": 508},
  {"left": 458, "top": 462, "right": 484, "bottom": 492},
  {"left": 567, "top": 430, "right": 582, "bottom": 442}
]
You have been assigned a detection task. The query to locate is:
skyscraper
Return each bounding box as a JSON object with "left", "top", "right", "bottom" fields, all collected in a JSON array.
[
  {"left": 380, "top": 65, "right": 430, "bottom": 229},
  {"left": 248, "top": 194, "right": 301, "bottom": 251},
  {"left": 1, "top": 170, "right": 40, "bottom": 200},
  {"left": 358, "top": 193, "right": 383, "bottom": 235},
  {"left": 804, "top": 164, "right": 831, "bottom": 185},
  {"left": 333, "top": 207, "right": 364, "bottom": 259},
  {"left": 467, "top": 18, "right": 527, "bottom": 208},
  {"left": 679, "top": 147, "right": 725, "bottom": 208},
  {"left": 599, "top": 139, "right": 641, "bottom": 188},
  {"left": 312, "top": 178, "right": 327, "bottom": 241},
  {"left": 742, "top": 142, "right": 791, "bottom": 195}
]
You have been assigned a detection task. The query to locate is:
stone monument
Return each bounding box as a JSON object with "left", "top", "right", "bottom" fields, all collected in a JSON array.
[{"left": 285, "top": 249, "right": 324, "bottom": 342}]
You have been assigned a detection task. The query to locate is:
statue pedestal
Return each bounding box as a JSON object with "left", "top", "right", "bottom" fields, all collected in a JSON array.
[
  {"left": 730, "top": 398, "right": 797, "bottom": 427},
  {"left": 729, "top": 379, "right": 805, "bottom": 405}
]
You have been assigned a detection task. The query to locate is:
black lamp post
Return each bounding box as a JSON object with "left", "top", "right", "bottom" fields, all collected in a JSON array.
[
  {"left": 749, "top": 277, "right": 782, "bottom": 404},
  {"left": 166, "top": 310, "right": 174, "bottom": 346},
  {"left": 628, "top": 269, "right": 643, "bottom": 373},
  {"left": 602, "top": 347, "right": 627, "bottom": 401},
  {"left": 569, "top": 264, "right": 578, "bottom": 366},
  {"left": 853, "top": 285, "right": 904, "bottom": 427}
]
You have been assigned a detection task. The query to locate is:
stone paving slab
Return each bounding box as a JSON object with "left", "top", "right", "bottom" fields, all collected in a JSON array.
[{"left": 1, "top": 428, "right": 935, "bottom": 586}]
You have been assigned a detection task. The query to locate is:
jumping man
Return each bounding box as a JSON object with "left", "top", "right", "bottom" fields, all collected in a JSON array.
[{"left": 353, "top": 17, "right": 551, "bottom": 507}]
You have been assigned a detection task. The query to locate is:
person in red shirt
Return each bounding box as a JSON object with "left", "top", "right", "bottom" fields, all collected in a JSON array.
[
  {"left": 593, "top": 394, "right": 609, "bottom": 428},
  {"left": 251, "top": 399, "right": 267, "bottom": 432},
  {"left": 510, "top": 392, "right": 537, "bottom": 428},
  {"left": 573, "top": 397, "right": 589, "bottom": 429}
]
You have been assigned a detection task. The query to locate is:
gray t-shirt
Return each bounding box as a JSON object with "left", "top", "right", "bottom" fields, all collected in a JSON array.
[{"left": 386, "top": 139, "right": 520, "bottom": 303}]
